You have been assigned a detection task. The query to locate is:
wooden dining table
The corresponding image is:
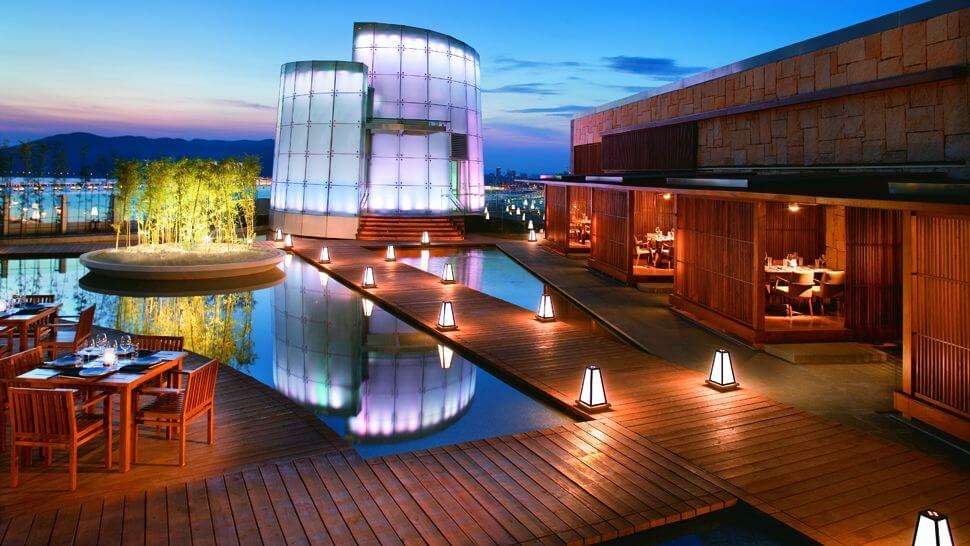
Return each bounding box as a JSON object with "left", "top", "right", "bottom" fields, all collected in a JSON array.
[
  {"left": 0, "top": 303, "right": 61, "bottom": 350},
  {"left": 8, "top": 351, "right": 187, "bottom": 473}
]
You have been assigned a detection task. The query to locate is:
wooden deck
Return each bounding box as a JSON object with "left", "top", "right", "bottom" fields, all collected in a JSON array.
[{"left": 291, "top": 238, "right": 969, "bottom": 545}]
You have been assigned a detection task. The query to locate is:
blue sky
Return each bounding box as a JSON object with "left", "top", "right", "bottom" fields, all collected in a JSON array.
[{"left": 0, "top": 0, "right": 924, "bottom": 173}]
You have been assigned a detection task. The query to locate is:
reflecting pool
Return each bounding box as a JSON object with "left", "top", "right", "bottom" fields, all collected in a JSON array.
[{"left": 0, "top": 253, "right": 571, "bottom": 457}]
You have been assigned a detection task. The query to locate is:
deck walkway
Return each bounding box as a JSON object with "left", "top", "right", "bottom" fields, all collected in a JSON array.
[{"left": 292, "top": 238, "right": 969, "bottom": 545}]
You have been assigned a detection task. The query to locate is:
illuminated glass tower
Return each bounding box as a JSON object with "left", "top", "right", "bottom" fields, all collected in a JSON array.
[{"left": 271, "top": 23, "right": 484, "bottom": 238}]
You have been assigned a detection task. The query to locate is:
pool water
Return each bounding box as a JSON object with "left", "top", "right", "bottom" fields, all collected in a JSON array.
[{"left": 0, "top": 252, "right": 572, "bottom": 458}]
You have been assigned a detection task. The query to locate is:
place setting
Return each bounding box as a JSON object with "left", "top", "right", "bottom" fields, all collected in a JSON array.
[{"left": 39, "top": 334, "right": 167, "bottom": 379}]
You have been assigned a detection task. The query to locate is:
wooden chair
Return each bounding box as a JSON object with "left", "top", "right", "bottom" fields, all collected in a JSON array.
[
  {"left": 44, "top": 305, "right": 95, "bottom": 358},
  {"left": 634, "top": 237, "right": 651, "bottom": 268},
  {"left": 8, "top": 387, "right": 112, "bottom": 491},
  {"left": 131, "top": 334, "right": 184, "bottom": 352},
  {"left": 13, "top": 295, "right": 56, "bottom": 304},
  {"left": 773, "top": 271, "right": 817, "bottom": 316},
  {"left": 0, "top": 347, "right": 46, "bottom": 453},
  {"left": 813, "top": 270, "right": 846, "bottom": 315},
  {"left": 133, "top": 359, "right": 219, "bottom": 467}
]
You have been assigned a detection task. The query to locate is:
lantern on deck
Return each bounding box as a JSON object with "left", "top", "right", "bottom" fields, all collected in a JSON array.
[
  {"left": 440, "top": 262, "right": 456, "bottom": 284},
  {"left": 362, "top": 266, "right": 377, "bottom": 288},
  {"left": 437, "top": 344, "right": 454, "bottom": 369},
  {"left": 421, "top": 231, "right": 430, "bottom": 246},
  {"left": 527, "top": 220, "right": 534, "bottom": 230},
  {"left": 436, "top": 301, "right": 457, "bottom": 331},
  {"left": 577, "top": 365, "right": 609, "bottom": 411},
  {"left": 484, "top": 208, "right": 490, "bottom": 220},
  {"left": 706, "top": 348, "right": 738, "bottom": 391},
  {"left": 535, "top": 293, "right": 555, "bottom": 322},
  {"left": 528, "top": 229, "right": 538, "bottom": 242},
  {"left": 319, "top": 246, "right": 331, "bottom": 264},
  {"left": 385, "top": 245, "right": 396, "bottom": 262},
  {"left": 274, "top": 228, "right": 283, "bottom": 241},
  {"left": 913, "top": 510, "right": 953, "bottom": 546},
  {"left": 361, "top": 298, "right": 374, "bottom": 318}
]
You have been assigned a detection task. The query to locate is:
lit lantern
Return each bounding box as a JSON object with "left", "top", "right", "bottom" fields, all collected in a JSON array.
[
  {"left": 484, "top": 209, "right": 490, "bottom": 220},
  {"left": 535, "top": 293, "right": 555, "bottom": 322},
  {"left": 421, "top": 231, "right": 430, "bottom": 246},
  {"left": 523, "top": 199, "right": 528, "bottom": 207},
  {"left": 361, "top": 298, "right": 374, "bottom": 318},
  {"left": 706, "top": 348, "right": 738, "bottom": 391},
  {"left": 362, "top": 266, "right": 377, "bottom": 288},
  {"left": 284, "top": 234, "right": 293, "bottom": 249},
  {"left": 102, "top": 346, "right": 117, "bottom": 367},
  {"left": 319, "top": 246, "right": 331, "bottom": 263},
  {"left": 435, "top": 301, "right": 457, "bottom": 331},
  {"left": 521, "top": 213, "right": 526, "bottom": 221},
  {"left": 788, "top": 203, "right": 801, "bottom": 212},
  {"left": 527, "top": 220, "right": 534, "bottom": 230},
  {"left": 913, "top": 510, "right": 952, "bottom": 546},
  {"left": 662, "top": 192, "right": 672, "bottom": 200},
  {"left": 385, "top": 244, "right": 396, "bottom": 262},
  {"left": 440, "top": 262, "right": 456, "bottom": 284},
  {"left": 577, "top": 364, "right": 609, "bottom": 411},
  {"left": 90, "top": 206, "right": 99, "bottom": 218},
  {"left": 437, "top": 344, "right": 454, "bottom": 369},
  {"left": 274, "top": 228, "right": 283, "bottom": 241},
  {"left": 528, "top": 229, "right": 538, "bottom": 242}
]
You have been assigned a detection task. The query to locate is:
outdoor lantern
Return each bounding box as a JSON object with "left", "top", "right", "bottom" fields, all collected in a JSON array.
[
  {"left": 102, "top": 347, "right": 117, "bottom": 367},
  {"left": 284, "top": 234, "right": 293, "bottom": 249},
  {"left": 527, "top": 220, "right": 534, "bottom": 230},
  {"left": 274, "top": 228, "right": 282, "bottom": 241},
  {"left": 662, "top": 192, "right": 672, "bottom": 200},
  {"left": 521, "top": 213, "right": 527, "bottom": 221},
  {"left": 90, "top": 206, "right": 99, "bottom": 218},
  {"left": 441, "top": 262, "right": 456, "bottom": 284},
  {"left": 361, "top": 298, "right": 374, "bottom": 318},
  {"left": 577, "top": 364, "right": 609, "bottom": 411},
  {"left": 385, "top": 244, "right": 396, "bottom": 261},
  {"left": 436, "top": 301, "right": 458, "bottom": 331},
  {"left": 706, "top": 348, "right": 739, "bottom": 391},
  {"left": 788, "top": 203, "right": 801, "bottom": 212},
  {"left": 484, "top": 209, "right": 490, "bottom": 220},
  {"left": 437, "top": 344, "right": 454, "bottom": 369},
  {"left": 319, "top": 246, "right": 331, "bottom": 263},
  {"left": 913, "top": 510, "right": 953, "bottom": 546},
  {"left": 421, "top": 231, "right": 430, "bottom": 245},
  {"left": 535, "top": 293, "right": 555, "bottom": 322},
  {"left": 362, "top": 266, "right": 377, "bottom": 288},
  {"left": 528, "top": 229, "right": 538, "bottom": 242}
]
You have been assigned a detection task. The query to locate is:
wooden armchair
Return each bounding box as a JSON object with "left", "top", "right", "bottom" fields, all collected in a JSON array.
[
  {"left": 44, "top": 305, "right": 95, "bottom": 358},
  {"left": 772, "top": 271, "right": 816, "bottom": 316},
  {"left": 133, "top": 359, "right": 219, "bottom": 466},
  {"left": 8, "top": 387, "right": 112, "bottom": 491},
  {"left": 131, "top": 334, "right": 184, "bottom": 352},
  {"left": 0, "top": 347, "right": 46, "bottom": 452},
  {"left": 813, "top": 270, "right": 846, "bottom": 315}
]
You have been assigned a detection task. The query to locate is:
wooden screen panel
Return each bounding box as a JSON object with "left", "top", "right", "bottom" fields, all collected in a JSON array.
[
  {"left": 674, "top": 197, "right": 756, "bottom": 326},
  {"left": 572, "top": 143, "right": 602, "bottom": 175},
  {"left": 764, "top": 203, "right": 824, "bottom": 261},
  {"left": 845, "top": 207, "right": 903, "bottom": 342},
  {"left": 912, "top": 214, "right": 970, "bottom": 416},
  {"left": 589, "top": 188, "right": 632, "bottom": 282},
  {"left": 632, "top": 192, "right": 675, "bottom": 237},
  {"left": 601, "top": 123, "right": 697, "bottom": 172},
  {"left": 544, "top": 185, "right": 569, "bottom": 253},
  {"left": 569, "top": 186, "right": 592, "bottom": 221}
]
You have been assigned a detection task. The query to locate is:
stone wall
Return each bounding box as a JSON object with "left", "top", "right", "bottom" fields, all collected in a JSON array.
[
  {"left": 824, "top": 205, "right": 847, "bottom": 271},
  {"left": 573, "top": 8, "right": 969, "bottom": 168}
]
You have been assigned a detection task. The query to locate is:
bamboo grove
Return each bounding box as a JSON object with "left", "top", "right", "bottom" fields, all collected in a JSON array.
[{"left": 111, "top": 157, "right": 260, "bottom": 248}]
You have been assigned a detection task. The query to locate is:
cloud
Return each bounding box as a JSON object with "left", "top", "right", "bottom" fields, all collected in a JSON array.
[
  {"left": 494, "top": 56, "right": 587, "bottom": 70},
  {"left": 483, "top": 83, "right": 559, "bottom": 95},
  {"left": 206, "top": 99, "right": 274, "bottom": 111},
  {"left": 484, "top": 121, "right": 568, "bottom": 145},
  {"left": 601, "top": 56, "right": 705, "bottom": 77},
  {"left": 507, "top": 104, "right": 593, "bottom": 117}
]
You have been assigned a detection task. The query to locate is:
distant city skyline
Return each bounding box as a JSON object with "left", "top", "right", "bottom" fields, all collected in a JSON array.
[{"left": 1, "top": 0, "right": 925, "bottom": 173}]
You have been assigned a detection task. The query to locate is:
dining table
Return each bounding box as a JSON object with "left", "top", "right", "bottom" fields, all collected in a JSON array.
[
  {"left": 7, "top": 348, "right": 187, "bottom": 473},
  {"left": 0, "top": 303, "right": 61, "bottom": 350}
]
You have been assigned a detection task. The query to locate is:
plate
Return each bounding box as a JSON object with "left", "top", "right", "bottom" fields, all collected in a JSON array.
[
  {"left": 133, "top": 356, "right": 162, "bottom": 366},
  {"left": 79, "top": 367, "right": 112, "bottom": 378},
  {"left": 77, "top": 347, "right": 104, "bottom": 356}
]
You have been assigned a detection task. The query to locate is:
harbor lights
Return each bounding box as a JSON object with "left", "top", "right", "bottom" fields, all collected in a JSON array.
[
  {"left": 421, "top": 231, "right": 431, "bottom": 246},
  {"left": 361, "top": 298, "right": 374, "bottom": 318},
  {"left": 385, "top": 244, "right": 396, "bottom": 262},
  {"left": 577, "top": 364, "right": 610, "bottom": 411},
  {"left": 913, "top": 510, "right": 952, "bottom": 546},
  {"left": 535, "top": 293, "right": 555, "bottom": 322},
  {"left": 284, "top": 234, "right": 293, "bottom": 250},
  {"left": 437, "top": 344, "right": 454, "bottom": 369},
  {"left": 319, "top": 246, "right": 331, "bottom": 264},
  {"left": 706, "top": 348, "right": 739, "bottom": 391},
  {"left": 435, "top": 301, "right": 458, "bottom": 331},
  {"left": 440, "top": 262, "right": 456, "bottom": 284},
  {"left": 527, "top": 220, "right": 534, "bottom": 230},
  {"left": 362, "top": 266, "right": 377, "bottom": 288},
  {"left": 528, "top": 229, "right": 538, "bottom": 242}
]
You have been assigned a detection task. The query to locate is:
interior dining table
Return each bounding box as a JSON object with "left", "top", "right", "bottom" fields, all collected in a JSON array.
[
  {"left": 0, "top": 303, "right": 61, "bottom": 350},
  {"left": 7, "top": 350, "right": 187, "bottom": 473}
]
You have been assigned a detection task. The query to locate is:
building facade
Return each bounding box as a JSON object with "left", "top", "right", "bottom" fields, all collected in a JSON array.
[
  {"left": 271, "top": 23, "right": 484, "bottom": 239},
  {"left": 541, "top": 0, "right": 970, "bottom": 442}
]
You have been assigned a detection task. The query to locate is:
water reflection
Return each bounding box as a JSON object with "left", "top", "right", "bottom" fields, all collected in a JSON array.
[{"left": 273, "top": 260, "right": 476, "bottom": 442}]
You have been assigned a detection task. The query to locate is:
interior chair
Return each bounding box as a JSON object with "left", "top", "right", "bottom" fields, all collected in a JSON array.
[
  {"left": 44, "top": 305, "right": 95, "bottom": 358},
  {"left": 773, "top": 271, "right": 816, "bottom": 316},
  {"left": 132, "top": 359, "right": 219, "bottom": 467},
  {"left": 813, "top": 270, "right": 846, "bottom": 315},
  {"left": 132, "top": 334, "right": 185, "bottom": 387},
  {"left": 634, "top": 237, "right": 651, "bottom": 268},
  {"left": 8, "top": 387, "right": 112, "bottom": 491},
  {"left": 0, "top": 347, "right": 46, "bottom": 453}
]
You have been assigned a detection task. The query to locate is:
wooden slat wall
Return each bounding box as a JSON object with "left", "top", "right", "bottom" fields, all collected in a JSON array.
[
  {"left": 589, "top": 188, "right": 632, "bottom": 283},
  {"left": 912, "top": 214, "right": 970, "bottom": 416},
  {"left": 631, "top": 192, "right": 675, "bottom": 237},
  {"left": 569, "top": 186, "right": 592, "bottom": 221},
  {"left": 674, "top": 197, "right": 756, "bottom": 327},
  {"left": 764, "top": 203, "right": 824, "bottom": 262},
  {"left": 601, "top": 123, "right": 698, "bottom": 172},
  {"left": 543, "top": 185, "right": 569, "bottom": 253},
  {"left": 572, "top": 143, "right": 602, "bottom": 175},
  {"left": 845, "top": 207, "right": 903, "bottom": 342}
]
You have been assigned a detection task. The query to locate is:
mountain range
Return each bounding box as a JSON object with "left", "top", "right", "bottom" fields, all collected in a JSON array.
[{"left": 2, "top": 132, "right": 275, "bottom": 177}]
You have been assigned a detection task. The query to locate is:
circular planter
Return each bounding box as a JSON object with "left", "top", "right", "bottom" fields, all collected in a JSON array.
[{"left": 80, "top": 245, "right": 285, "bottom": 281}]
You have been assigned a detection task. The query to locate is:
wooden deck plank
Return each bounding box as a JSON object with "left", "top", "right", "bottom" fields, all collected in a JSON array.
[{"left": 203, "top": 476, "right": 240, "bottom": 546}]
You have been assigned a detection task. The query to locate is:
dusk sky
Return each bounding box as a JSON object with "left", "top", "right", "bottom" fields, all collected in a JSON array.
[{"left": 1, "top": 0, "right": 925, "bottom": 173}]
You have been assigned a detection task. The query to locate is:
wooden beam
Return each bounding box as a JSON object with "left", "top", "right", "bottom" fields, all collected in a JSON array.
[{"left": 901, "top": 211, "right": 914, "bottom": 396}]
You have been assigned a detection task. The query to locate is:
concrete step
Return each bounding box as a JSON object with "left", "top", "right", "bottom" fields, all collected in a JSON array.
[{"left": 764, "top": 342, "right": 889, "bottom": 364}]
